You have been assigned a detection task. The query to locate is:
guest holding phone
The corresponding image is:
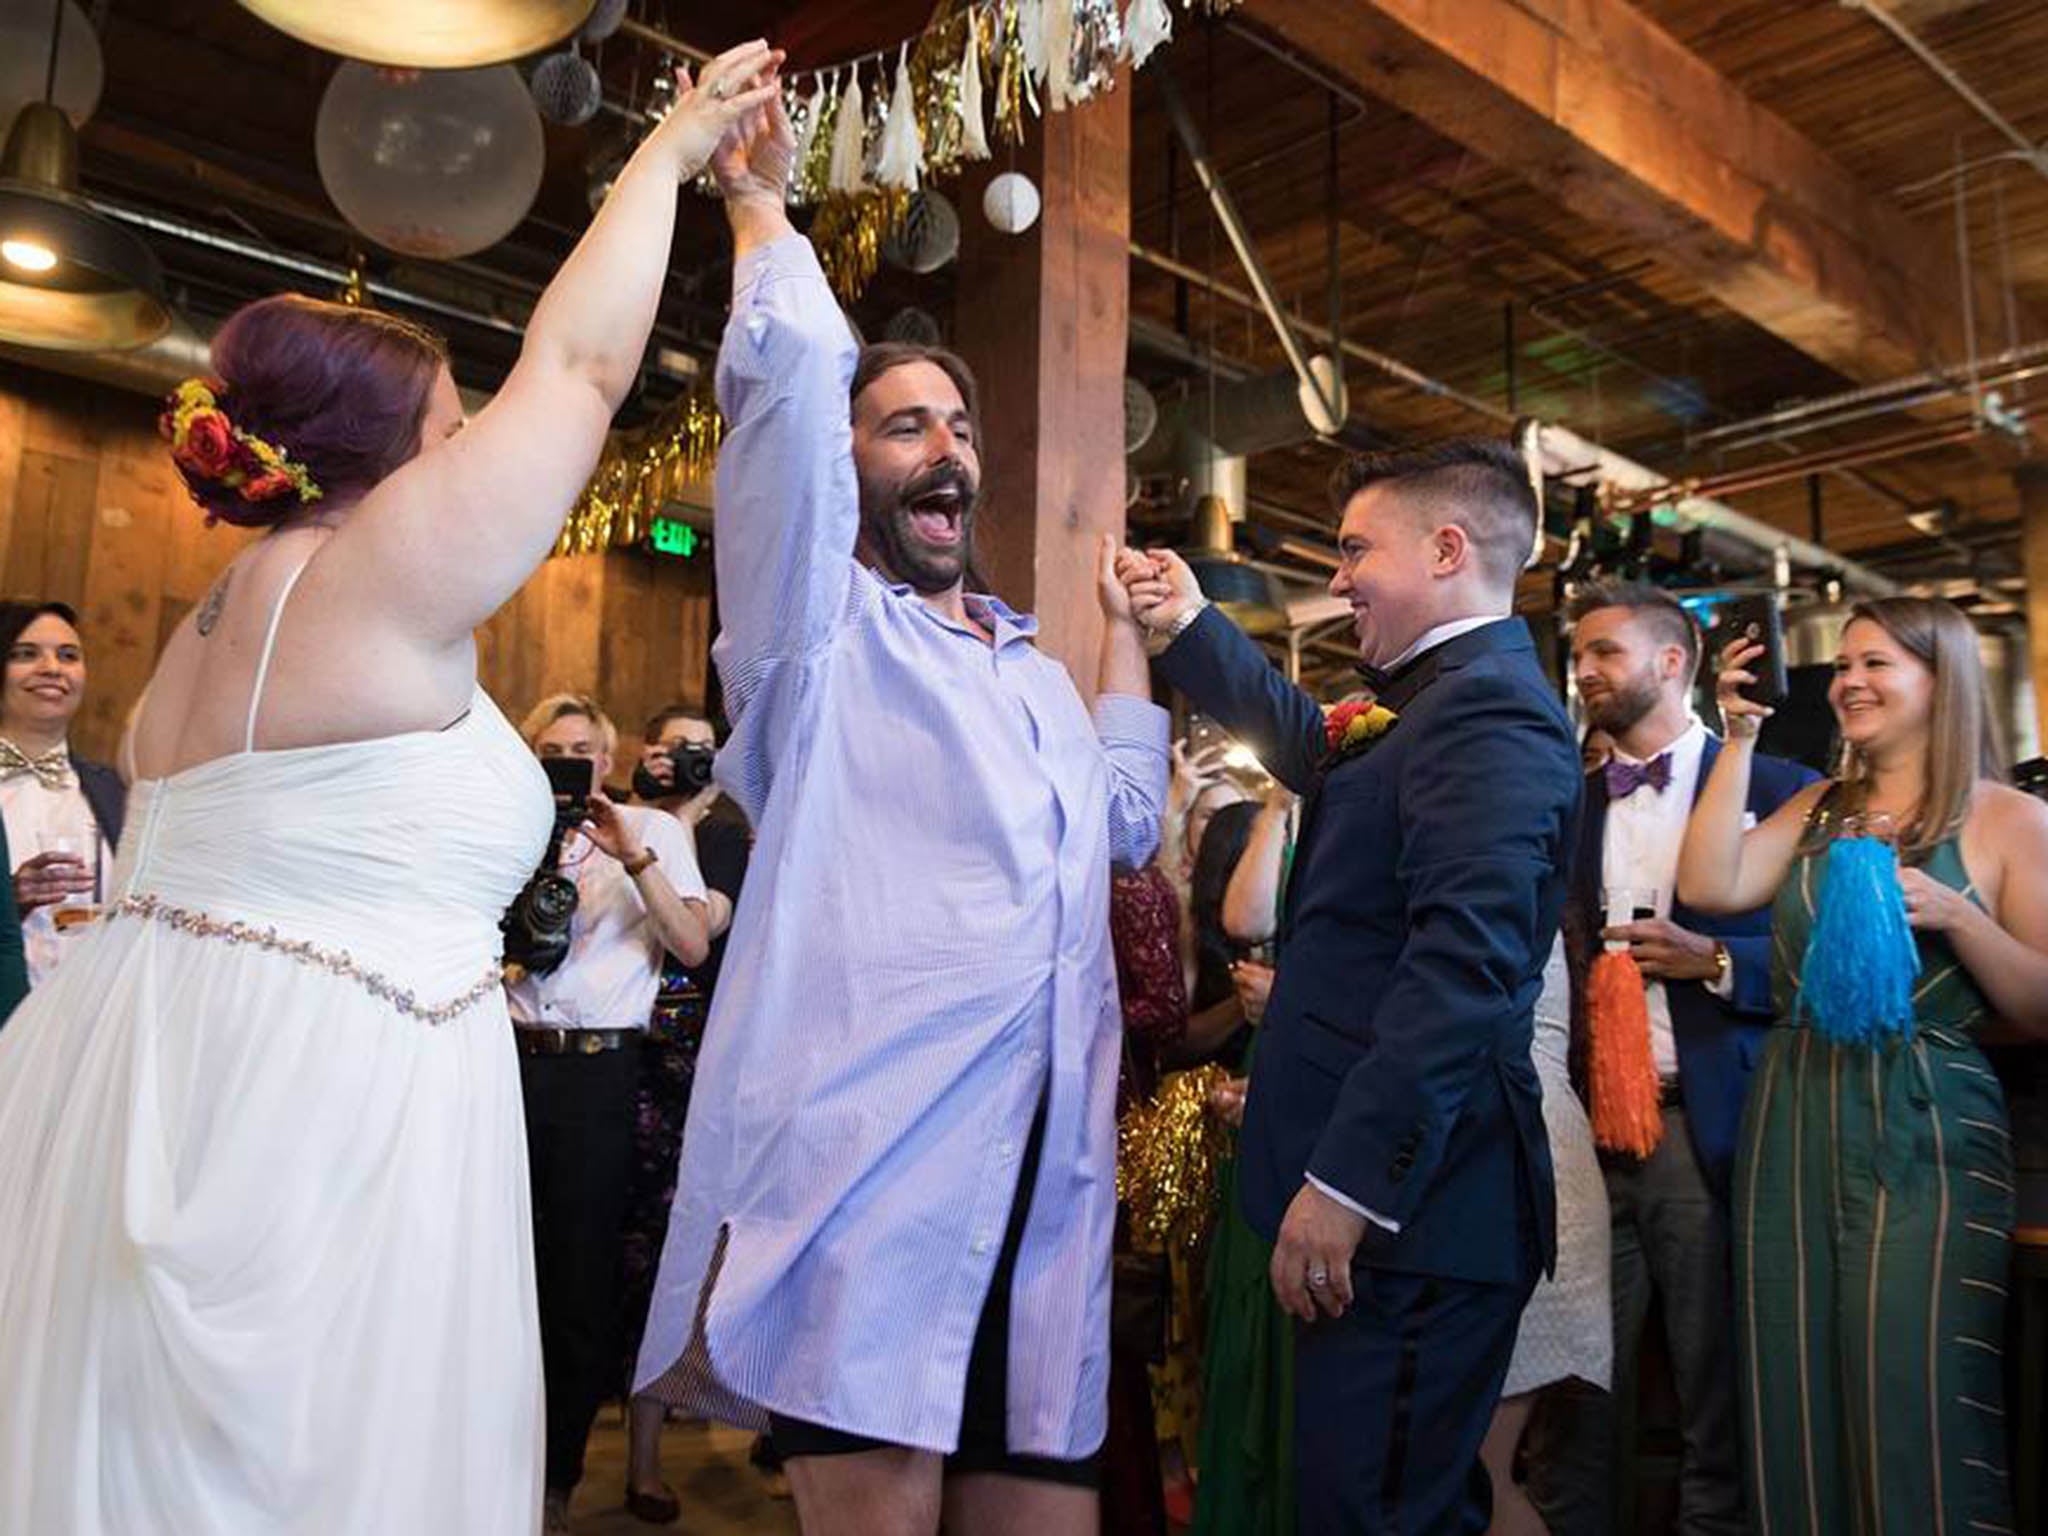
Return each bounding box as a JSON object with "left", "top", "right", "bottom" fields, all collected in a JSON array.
[{"left": 1677, "top": 597, "right": 2048, "bottom": 1536}]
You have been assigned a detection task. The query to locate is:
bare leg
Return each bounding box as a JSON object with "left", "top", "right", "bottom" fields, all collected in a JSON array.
[
  {"left": 787, "top": 1446, "right": 945, "bottom": 1536},
  {"left": 1483, "top": 1392, "right": 1551, "bottom": 1536},
  {"left": 627, "top": 1394, "right": 669, "bottom": 1500},
  {"left": 942, "top": 1472, "right": 1098, "bottom": 1536}
]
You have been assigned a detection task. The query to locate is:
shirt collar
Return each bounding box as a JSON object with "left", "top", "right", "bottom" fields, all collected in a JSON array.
[
  {"left": 1384, "top": 612, "right": 1508, "bottom": 672},
  {"left": 884, "top": 581, "right": 1040, "bottom": 646},
  {"left": 1611, "top": 716, "right": 1708, "bottom": 774}
]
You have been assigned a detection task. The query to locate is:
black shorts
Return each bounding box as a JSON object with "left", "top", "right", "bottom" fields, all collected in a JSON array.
[{"left": 768, "top": 1096, "right": 1101, "bottom": 1489}]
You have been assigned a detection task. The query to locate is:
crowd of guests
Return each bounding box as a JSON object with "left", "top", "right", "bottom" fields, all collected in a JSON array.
[{"left": 1098, "top": 575, "right": 2047, "bottom": 1536}]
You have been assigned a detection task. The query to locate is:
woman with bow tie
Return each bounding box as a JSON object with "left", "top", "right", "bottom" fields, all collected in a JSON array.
[{"left": 0, "top": 601, "right": 125, "bottom": 990}]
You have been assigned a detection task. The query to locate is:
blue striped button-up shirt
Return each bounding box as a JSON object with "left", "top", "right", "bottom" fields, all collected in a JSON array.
[{"left": 635, "top": 235, "right": 1169, "bottom": 1460}]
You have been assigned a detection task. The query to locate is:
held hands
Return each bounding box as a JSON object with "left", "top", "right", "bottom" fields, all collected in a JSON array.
[
  {"left": 14, "top": 851, "right": 93, "bottom": 914},
  {"left": 707, "top": 49, "right": 796, "bottom": 206},
  {"left": 1715, "top": 638, "right": 1773, "bottom": 741},
  {"left": 646, "top": 41, "right": 786, "bottom": 186},
  {"left": 1121, "top": 548, "right": 1206, "bottom": 637},
  {"left": 1270, "top": 1181, "right": 1368, "bottom": 1322},
  {"left": 1601, "top": 918, "right": 1723, "bottom": 981}
]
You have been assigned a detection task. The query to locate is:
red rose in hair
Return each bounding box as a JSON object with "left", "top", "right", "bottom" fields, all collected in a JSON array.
[
  {"left": 177, "top": 412, "right": 238, "bottom": 479},
  {"left": 241, "top": 467, "right": 297, "bottom": 501}
]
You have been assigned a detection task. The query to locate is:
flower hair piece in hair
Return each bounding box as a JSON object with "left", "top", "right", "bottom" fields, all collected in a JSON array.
[{"left": 159, "top": 378, "right": 323, "bottom": 508}]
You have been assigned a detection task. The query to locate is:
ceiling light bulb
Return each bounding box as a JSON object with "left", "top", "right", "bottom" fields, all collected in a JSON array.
[{"left": 1, "top": 238, "right": 58, "bottom": 273}]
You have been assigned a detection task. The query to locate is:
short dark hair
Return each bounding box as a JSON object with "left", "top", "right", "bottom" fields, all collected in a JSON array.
[
  {"left": 1327, "top": 438, "right": 1537, "bottom": 589},
  {"left": 850, "top": 342, "right": 981, "bottom": 442},
  {"left": 642, "top": 703, "right": 714, "bottom": 745},
  {"left": 1567, "top": 580, "right": 1701, "bottom": 681},
  {"left": 0, "top": 600, "right": 79, "bottom": 657}
]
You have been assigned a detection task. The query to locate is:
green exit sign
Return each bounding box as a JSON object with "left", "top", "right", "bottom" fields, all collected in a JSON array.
[{"left": 647, "top": 517, "right": 704, "bottom": 558}]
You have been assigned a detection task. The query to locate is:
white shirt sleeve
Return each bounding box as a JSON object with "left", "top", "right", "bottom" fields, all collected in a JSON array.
[{"left": 1304, "top": 1174, "right": 1402, "bottom": 1234}]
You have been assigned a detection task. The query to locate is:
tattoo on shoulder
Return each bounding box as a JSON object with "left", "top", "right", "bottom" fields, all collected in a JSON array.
[{"left": 196, "top": 571, "right": 231, "bottom": 637}]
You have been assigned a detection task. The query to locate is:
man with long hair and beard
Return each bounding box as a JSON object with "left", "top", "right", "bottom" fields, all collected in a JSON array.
[{"left": 634, "top": 80, "right": 1168, "bottom": 1536}]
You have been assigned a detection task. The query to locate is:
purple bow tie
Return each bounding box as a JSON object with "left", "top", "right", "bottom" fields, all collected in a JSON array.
[{"left": 1605, "top": 753, "right": 1673, "bottom": 799}]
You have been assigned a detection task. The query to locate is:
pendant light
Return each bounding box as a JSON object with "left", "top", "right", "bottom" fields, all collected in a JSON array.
[
  {"left": 0, "top": 1, "right": 169, "bottom": 350},
  {"left": 234, "top": 0, "right": 597, "bottom": 69},
  {"left": 1179, "top": 493, "right": 1290, "bottom": 637}
]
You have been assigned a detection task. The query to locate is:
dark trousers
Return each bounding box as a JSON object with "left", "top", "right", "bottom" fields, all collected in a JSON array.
[
  {"left": 1295, "top": 1261, "right": 1535, "bottom": 1535},
  {"left": 520, "top": 1045, "right": 640, "bottom": 1494},
  {"left": 1524, "top": 1106, "right": 1745, "bottom": 1536}
]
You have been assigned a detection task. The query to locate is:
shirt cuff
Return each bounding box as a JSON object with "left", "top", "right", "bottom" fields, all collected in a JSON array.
[
  {"left": 1305, "top": 1174, "right": 1402, "bottom": 1234},
  {"left": 1093, "top": 692, "right": 1171, "bottom": 753},
  {"left": 1708, "top": 944, "right": 1737, "bottom": 1001},
  {"left": 732, "top": 232, "right": 826, "bottom": 300}
]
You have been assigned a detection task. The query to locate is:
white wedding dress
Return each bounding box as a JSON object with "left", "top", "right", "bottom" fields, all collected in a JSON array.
[{"left": 0, "top": 560, "right": 551, "bottom": 1534}]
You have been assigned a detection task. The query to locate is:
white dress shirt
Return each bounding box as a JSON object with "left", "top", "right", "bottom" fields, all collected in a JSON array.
[
  {"left": 1599, "top": 717, "right": 1734, "bottom": 1078},
  {"left": 0, "top": 769, "right": 111, "bottom": 987},
  {"left": 506, "top": 803, "right": 706, "bottom": 1031}
]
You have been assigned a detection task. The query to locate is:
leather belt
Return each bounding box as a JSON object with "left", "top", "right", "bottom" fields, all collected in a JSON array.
[{"left": 513, "top": 1025, "right": 637, "bottom": 1056}]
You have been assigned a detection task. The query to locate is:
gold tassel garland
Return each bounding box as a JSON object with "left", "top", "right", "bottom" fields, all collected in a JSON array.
[
  {"left": 1117, "top": 1063, "right": 1232, "bottom": 1254},
  {"left": 555, "top": 386, "right": 723, "bottom": 556}
]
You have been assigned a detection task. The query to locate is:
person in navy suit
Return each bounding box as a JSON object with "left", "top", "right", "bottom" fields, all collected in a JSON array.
[
  {"left": 1524, "top": 582, "right": 1818, "bottom": 1536},
  {"left": 1123, "top": 439, "right": 1581, "bottom": 1534}
]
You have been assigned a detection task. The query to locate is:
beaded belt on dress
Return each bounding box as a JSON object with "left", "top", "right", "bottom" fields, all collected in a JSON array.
[{"left": 111, "top": 893, "right": 504, "bottom": 1026}]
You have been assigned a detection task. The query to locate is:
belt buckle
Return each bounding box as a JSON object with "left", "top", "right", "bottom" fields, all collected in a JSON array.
[{"left": 577, "top": 1031, "right": 607, "bottom": 1056}]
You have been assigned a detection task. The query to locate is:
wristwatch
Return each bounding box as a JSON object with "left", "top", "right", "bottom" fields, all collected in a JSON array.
[
  {"left": 622, "top": 847, "right": 659, "bottom": 878},
  {"left": 1164, "top": 599, "right": 1210, "bottom": 640}
]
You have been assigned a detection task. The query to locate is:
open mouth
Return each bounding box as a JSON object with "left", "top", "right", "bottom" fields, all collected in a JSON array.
[{"left": 905, "top": 485, "right": 966, "bottom": 547}]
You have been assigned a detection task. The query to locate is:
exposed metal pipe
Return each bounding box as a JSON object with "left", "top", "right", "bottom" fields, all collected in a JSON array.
[
  {"left": 1838, "top": 0, "right": 2048, "bottom": 183},
  {"left": 1536, "top": 423, "right": 1899, "bottom": 595},
  {"left": 1154, "top": 71, "right": 1345, "bottom": 432},
  {"left": 1129, "top": 241, "right": 1514, "bottom": 425}
]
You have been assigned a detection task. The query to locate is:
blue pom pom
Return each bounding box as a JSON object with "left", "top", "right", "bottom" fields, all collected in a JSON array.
[{"left": 1797, "top": 836, "right": 1921, "bottom": 1047}]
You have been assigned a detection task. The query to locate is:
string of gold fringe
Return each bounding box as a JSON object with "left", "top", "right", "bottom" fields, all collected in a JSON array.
[
  {"left": 554, "top": 385, "right": 722, "bottom": 557},
  {"left": 1117, "top": 1062, "right": 1233, "bottom": 1255}
]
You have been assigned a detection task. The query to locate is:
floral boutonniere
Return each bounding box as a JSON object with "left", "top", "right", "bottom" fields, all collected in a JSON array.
[{"left": 1322, "top": 699, "right": 1399, "bottom": 765}]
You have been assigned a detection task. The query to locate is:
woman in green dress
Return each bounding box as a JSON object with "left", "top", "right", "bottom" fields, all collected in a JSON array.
[{"left": 1678, "top": 596, "right": 2048, "bottom": 1536}]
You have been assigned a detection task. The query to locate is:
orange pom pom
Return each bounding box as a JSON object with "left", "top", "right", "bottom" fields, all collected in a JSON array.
[{"left": 1586, "top": 948, "right": 1664, "bottom": 1158}]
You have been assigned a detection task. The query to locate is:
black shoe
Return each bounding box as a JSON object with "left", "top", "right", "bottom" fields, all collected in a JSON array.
[{"left": 624, "top": 1482, "right": 681, "bottom": 1525}]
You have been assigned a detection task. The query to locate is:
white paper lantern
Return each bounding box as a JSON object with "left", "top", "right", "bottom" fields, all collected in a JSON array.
[
  {"left": 316, "top": 62, "right": 546, "bottom": 260},
  {"left": 0, "top": 0, "right": 101, "bottom": 142},
  {"left": 983, "top": 172, "right": 1040, "bottom": 235}
]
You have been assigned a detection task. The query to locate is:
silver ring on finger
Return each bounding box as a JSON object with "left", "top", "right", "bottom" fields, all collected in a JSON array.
[
  {"left": 1308, "top": 1269, "right": 1329, "bottom": 1288},
  {"left": 710, "top": 78, "right": 732, "bottom": 101}
]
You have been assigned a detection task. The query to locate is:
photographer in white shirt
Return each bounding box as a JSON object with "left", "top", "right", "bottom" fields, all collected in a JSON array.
[{"left": 508, "top": 692, "right": 712, "bottom": 1533}]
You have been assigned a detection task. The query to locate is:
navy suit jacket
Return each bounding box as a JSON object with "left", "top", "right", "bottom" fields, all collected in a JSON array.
[
  {"left": 1158, "top": 611, "right": 1581, "bottom": 1286},
  {"left": 1565, "top": 738, "right": 1817, "bottom": 1202}
]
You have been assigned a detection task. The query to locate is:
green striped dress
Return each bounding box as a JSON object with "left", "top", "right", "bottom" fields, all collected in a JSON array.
[{"left": 1735, "top": 822, "right": 2015, "bottom": 1536}]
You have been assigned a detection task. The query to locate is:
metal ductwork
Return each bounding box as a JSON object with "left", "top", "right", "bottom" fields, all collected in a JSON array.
[{"left": 0, "top": 311, "right": 210, "bottom": 395}]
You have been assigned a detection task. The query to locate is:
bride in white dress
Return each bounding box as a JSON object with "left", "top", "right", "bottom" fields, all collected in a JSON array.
[{"left": 0, "top": 44, "right": 783, "bottom": 1535}]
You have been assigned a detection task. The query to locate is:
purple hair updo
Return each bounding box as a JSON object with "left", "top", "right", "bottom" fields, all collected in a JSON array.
[{"left": 174, "top": 295, "right": 450, "bottom": 528}]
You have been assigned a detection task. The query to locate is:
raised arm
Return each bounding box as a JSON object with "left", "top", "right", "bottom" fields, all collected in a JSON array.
[
  {"left": 324, "top": 44, "right": 787, "bottom": 647},
  {"left": 704, "top": 94, "right": 866, "bottom": 717},
  {"left": 1677, "top": 640, "right": 1825, "bottom": 913},
  {"left": 1222, "top": 788, "right": 1291, "bottom": 945},
  {"left": 1096, "top": 537, "right": 1171, "bottom": 869}
]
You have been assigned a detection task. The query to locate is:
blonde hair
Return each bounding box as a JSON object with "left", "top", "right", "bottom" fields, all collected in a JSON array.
[
  {"left": 520, "top": 692, "right": 617, "bottom": 759},
  {"left": 1836, "top": 597, "right": 2005, "bottom": 858}
]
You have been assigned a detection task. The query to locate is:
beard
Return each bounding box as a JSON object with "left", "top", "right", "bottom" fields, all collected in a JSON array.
[
  {"left": 857, "top": 460, "right": 980, "bottom": 595},
  {"left": 1580, "top": 664, "right": 1663, "bottom": 735}
]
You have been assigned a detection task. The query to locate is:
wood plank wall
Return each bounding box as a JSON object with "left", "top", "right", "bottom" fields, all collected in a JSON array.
[{"left": 0, "top": 363, "right": 716, "bottom": 767}]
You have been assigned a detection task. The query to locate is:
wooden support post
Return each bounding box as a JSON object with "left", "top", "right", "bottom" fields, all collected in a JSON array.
[{"left": 952, "top": 80, "right": 1132, "bottom": 700}]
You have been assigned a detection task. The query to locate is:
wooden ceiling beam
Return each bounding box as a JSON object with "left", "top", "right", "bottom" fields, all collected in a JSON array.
[{"left": 1241, "top": 0, "right": 2002, "bottom": 386}]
